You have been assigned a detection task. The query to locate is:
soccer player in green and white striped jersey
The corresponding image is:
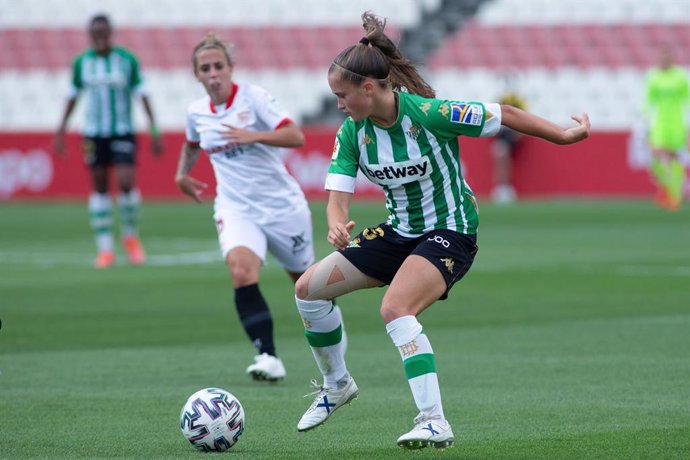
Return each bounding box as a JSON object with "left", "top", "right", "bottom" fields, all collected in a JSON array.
[
  {"left": 54, "top": 14, "right": 163, "bottom": 268},
  {"left": 293, "top": 12, "right": 590, "bottom": 450}
]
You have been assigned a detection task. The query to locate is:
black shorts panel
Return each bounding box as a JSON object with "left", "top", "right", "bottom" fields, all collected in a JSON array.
[
  {"left": 83, "top": 135, "right": 137, "bottom": 167},
  {"left": 339, "top": 224, "right": 478, "bottom": 300},
  {"left": 410, "top": 229, "right": 478, "bottom": 299}
]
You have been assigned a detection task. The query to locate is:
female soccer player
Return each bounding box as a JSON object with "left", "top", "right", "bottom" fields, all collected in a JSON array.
[
  {"left": 644, "top": 46, "right": 689, "bottom": 211},
  {"left": 176, "top": 34, "right": 315, "bottom": 382},
  {"left": 54, "top": 14, "right": 163, "bottom": 268},
  {"left": 293, "top": 12, "right": 590, "bottom": 449}
]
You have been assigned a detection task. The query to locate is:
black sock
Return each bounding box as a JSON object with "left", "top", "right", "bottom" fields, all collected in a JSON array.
[{"left": 234, "top": 284, "right": 275, "bottom": 356}]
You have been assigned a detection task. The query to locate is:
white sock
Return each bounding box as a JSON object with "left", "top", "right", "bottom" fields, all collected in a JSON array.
[
  {"left": 117, "top": 189, "right": 141, "bottom": 237},
  {"left": 89, "top": 193, "right": 114, "bottom": 252},
  {"left": 296, "top": 297, "right": 348, "bottom": 388},
  {"left": 386, "top": 315, "right": 445, "bottom": 420}
]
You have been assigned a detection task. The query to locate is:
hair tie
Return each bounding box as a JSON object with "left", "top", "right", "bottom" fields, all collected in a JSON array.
[{"left": 359, "top": 37, "right": 370, "bottom": 46}]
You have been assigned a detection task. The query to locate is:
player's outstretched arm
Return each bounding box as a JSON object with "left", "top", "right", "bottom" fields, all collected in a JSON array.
[{"left": 500, "top": 104, "right": 590, "bottom": 145}]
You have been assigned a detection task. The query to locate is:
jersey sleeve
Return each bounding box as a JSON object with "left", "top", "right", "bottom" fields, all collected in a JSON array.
[
  {"left": 125, "top": 49, "right": 146, "bottom": 97},
  {"left": 425, "top": 99, "right": 502, "bottom": 140},
  {"left": 185, "top": 108, "right": 200, "bottom": 145},
  {"left": 325, "top": 121, "right": 359, "bottom": 193},
  {"left": 251, "top": 85, "right": 293, "bottom": 130}
]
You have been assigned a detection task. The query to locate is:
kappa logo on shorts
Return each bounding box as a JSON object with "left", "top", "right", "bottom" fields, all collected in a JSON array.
[
  {"left": 399, "top": 340, "right": 419, "bottom": 357},
  {"left": 440, "top": 257, "right": 455, "bottom": 274}
]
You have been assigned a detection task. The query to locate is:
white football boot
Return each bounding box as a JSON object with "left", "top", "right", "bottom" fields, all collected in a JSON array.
[
  {"left": 297, "top": 377, "right": 359, "bottom": 431},
  {"left": 396, "top": 413, "right": 455, "bottom": 449},
  {"left": 245, "top": 353, "right": 286, "bottom": 382}
]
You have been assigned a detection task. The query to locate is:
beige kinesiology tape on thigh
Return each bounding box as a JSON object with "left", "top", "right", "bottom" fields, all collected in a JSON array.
[{"left": 305, "top": 252, "right": 375, "bottom": 300}]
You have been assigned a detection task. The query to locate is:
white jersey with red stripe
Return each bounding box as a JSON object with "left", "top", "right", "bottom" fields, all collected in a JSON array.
[{"left": 185, "top": 82, "right": 309, "bottom": 223}]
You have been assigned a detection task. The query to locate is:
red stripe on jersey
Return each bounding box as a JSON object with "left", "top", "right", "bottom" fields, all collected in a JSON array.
[
  {"left": 275, "top": 118, "right": 293, "bottom": 130},
  {"left": 209, "top": 83, "right": 239, "bottom": 113},
  {"left": 186, "top": 140, "right": 200, "bottom": 147}
]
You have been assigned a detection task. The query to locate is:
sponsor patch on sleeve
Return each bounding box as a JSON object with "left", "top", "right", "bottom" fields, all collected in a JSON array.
[{"left": 449, "top": 102, "right": 483, "bottom": 126}]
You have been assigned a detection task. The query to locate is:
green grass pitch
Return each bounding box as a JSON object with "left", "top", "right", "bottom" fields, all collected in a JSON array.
[{"left": 1, "top": 199, "right": 689, "bottom": 459}]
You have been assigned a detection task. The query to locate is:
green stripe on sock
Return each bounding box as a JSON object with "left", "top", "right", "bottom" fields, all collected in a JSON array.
[
  {"left": 403, "top": 353, "right": 436, "bottom": 379},
  {"left": 304, "top": 325, "right": 342, "bottom": 348}
]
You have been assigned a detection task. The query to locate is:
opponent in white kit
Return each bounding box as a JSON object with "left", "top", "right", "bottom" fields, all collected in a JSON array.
[{"left": 176, "top": 33, "right": 315, "bottom": 382}]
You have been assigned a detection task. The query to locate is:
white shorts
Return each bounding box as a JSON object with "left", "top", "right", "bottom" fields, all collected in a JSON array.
[{"left": 213, "top": 206, "right": 315, "bottom": 273}]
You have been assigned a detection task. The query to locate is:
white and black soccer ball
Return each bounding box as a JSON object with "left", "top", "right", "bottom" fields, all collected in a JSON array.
[{"left": 180, "top": 387, "right": 245, "bottom": 452}]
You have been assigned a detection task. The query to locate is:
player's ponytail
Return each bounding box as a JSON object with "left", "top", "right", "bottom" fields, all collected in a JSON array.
[{"left": 329, "top": 11, "right": 435, "bottom": 98}]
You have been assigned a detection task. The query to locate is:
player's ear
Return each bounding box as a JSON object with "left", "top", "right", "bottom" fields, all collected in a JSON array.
[{"left": 361, "top": 79, "right": 375, "bottom": 95}]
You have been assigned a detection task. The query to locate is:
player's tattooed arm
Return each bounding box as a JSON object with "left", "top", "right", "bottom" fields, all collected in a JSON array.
[{"left": 175, "top": 143, "right": 207, "bottom": 203}]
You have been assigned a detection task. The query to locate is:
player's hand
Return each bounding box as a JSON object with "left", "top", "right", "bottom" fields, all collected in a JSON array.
[
  {"left": 220, "top": 124, "right": 259, "bottom": 145},
  {"left": 562, "top": 112, "right": 591, "bottom": 144},
  {"left": 328, "top": 220, "right": 356, "bottom": 249},
  {"left": 151, "top": 135, "right": 164, "bottom": 156},
  {"left": 53, "top": 132, "right": 66, "bottom": 157},
  {"left": 175, "top": 174, "right": 208, "bottom": 203}
]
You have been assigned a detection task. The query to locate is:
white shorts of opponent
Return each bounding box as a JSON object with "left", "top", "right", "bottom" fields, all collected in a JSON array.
[{"left": 213, "top": 205, "right": 315, "bottom": 273}]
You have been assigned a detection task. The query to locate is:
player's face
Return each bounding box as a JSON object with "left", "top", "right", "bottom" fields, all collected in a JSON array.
[
  {"left": 195, "top": 49, "right": 234, "bottom": 101},
  {"left": 328, "top": 73, "right": 373, "bottom": 121},
  {"left": 89, "top": 20, "right": 111, "bottom": 54}
]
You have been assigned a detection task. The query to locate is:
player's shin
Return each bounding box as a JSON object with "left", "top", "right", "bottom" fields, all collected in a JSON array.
[
  {"left": 89, "top": 192, "right": 114, "bottom": 252},
  {"left": 117, "top": 189, "right": 141, "bottom": 236},
  {"left": 296, "top": 297, "right": 348, "bottom": 388},
  {"left": 386, "top": 315, "right": 445, "bottom": 419}
]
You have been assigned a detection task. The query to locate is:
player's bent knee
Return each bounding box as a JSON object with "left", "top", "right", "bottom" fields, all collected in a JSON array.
[
  {"left": 302, "top": 252, "right": 370, "bottom": 300},
  {"left": 294, "top": 271, "right": 312, "bottom": 300}
]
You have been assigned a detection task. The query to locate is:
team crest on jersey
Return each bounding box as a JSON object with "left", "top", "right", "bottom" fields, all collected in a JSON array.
[
  {"left": 406, "top": 123, "right": 422, "bottom": 141},
  {"left": 237, "top": 110, "right": 252, "bottom": 124},
  {"left": 449, "top": 102, "right": 483, "bottom": 126},
  {"left": 419, "top": 102, "right": 432, "bottom": 115}
]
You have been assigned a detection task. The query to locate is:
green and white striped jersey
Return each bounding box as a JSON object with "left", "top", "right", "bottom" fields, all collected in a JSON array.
[
  {"left": 69, "top": 46, "right": 145, "bottom": 137},
  {"left": 326, "top": 92, "right": 501, "bottom": 237}
]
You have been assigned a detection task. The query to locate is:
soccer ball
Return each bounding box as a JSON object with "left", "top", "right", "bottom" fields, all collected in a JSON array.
[{"left": 180, "top": 387, "right": 245, "bottom": 452}]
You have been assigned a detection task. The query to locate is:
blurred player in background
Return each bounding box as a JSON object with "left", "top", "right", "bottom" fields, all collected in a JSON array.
[
  {"left": 176, "top": 34, "right": 314, "bottom": 382},
  {"left": 644, "top": 46, "right": 690, "bottom": 211},
  {"left": 293, "top": 12, "right": 590, "bottom": 450},
  {"left": 53, "top": 14, "right": 163, "bottom": 268},
  {"left": 491, "top": 90, "right": 528, "bottom": 204}
]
